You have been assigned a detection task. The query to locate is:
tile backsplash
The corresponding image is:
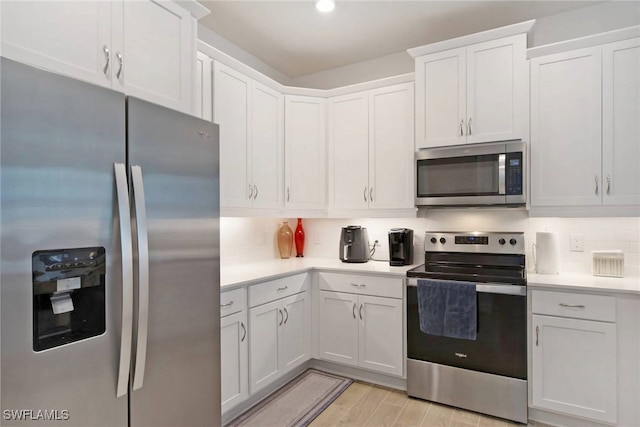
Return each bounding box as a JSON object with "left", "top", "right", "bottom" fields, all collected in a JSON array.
[{"left": 220, "top": 212, "right": 640, "bottom": 276}]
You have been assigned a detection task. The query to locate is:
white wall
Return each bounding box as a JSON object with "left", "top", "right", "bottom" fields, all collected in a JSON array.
[{"left": 221, "top": 213, "right": 640, "bottom": 276}]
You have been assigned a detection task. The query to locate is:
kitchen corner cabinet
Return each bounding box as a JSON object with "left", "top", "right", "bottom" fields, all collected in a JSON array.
[
  {"left": 414, "top": 34, "right": 526, "bottom": 149},
  {"left": 284, "top": 96, "right": 327, "bottom": 212},
  {"left": 531, "top": 38, "right": 640, "bottom": 208},
  {"left": 1, "top": 0, "right": 197, "bottom": 114},
  {"left": 214, "top": 62, "right": 283, "bottom": 211},
  {"left": 220, "top": 288, "right": 249, "bottom": 414},
  {"left": 328, "top": 83, "right": 414, "bottom": 212},
  {"left": 318, "top": 273, "right": 403, "bottom": 377},
  {"left": 531, "top": 290, "right": 617, "bottom": 424},
  {"left": 248, "top": 275, "right": 311, "bottom": 394}
]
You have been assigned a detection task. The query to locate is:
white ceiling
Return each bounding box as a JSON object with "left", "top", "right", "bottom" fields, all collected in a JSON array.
[{"left": 198, "top": 1, "right": 601, "bottom": 78}]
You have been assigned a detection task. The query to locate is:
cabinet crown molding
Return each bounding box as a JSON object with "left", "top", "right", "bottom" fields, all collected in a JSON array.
[
  {"left": 407, "top": 19, "right": 535, "bottom": 58},
  {"left": 175, "top": 0, "right": 210, "bottom": 19},
  {"left": 527, "top": 25, "right": 640, "bottom": 59}
]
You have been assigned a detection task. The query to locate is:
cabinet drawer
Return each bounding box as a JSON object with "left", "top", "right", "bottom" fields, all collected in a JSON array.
[
  {"left": 318, "top": 272, "right": 403, "bottom": 299},
  {"left": 249, "top": 274, "right": 309, "bottom": 308},
  {"left": 220, "top": 288, "right": 246, "bottom": 317},
  {"left": 531, "top": 290, "right": 615, "bottom": 322}
]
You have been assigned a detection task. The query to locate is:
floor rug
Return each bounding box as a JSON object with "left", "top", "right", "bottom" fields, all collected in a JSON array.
[{"left": 227, "top": 369, "right": 353, "bottom": 427}]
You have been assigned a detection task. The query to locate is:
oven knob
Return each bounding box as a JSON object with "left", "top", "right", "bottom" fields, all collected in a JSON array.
[
  {"left": 510, "top": 238, "right": 517, "bottom": 246},
  {"left": 439, "top": 237, "right": 446, "bottom": 244},
  {"left": 430, "top": 237, "right": 437, "bottom": 244},
  {"left": 499, "top": 238, "right": 506, "bottom": 245}
]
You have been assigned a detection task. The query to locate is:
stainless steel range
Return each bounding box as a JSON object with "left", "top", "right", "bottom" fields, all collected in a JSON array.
[{"left": 406, "top": 232, "right": 527, "bottom": 424}]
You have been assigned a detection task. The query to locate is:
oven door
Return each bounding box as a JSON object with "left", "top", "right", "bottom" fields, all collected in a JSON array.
[
  {"left": 407, "top": 280, "right": 527, "bottom": 380},
  {"left": 415, "top": 141, "right": 525, "bottom": 206}
]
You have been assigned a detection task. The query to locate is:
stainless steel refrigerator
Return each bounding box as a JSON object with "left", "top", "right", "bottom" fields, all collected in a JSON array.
[{"left": 0, "top": 58, "right": 221, "bottom": 426}]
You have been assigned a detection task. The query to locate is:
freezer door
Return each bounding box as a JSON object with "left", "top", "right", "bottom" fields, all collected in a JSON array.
[
  {"left": 0, "top": 59, "right": 128, "bottom": 426},
  {"left": 127, "top": 98, "right": 220, "bottom": 426}
]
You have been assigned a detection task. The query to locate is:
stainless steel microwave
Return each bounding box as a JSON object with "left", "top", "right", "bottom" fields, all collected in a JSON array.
[{"left": 415, "top": 140, "right": 526, "bottom": 207}]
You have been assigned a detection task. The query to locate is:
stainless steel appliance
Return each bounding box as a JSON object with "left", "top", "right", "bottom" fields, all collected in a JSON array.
[
  {"left": 415, "top": 140, "right": 525, "bottom": 207},
  {"left": 339, "top": 226, "right": 370, "bottom": 263},
  {"left": 1, "top": 58, "right": 220, "bottom": 426},
  {"left": 388, "top": 228, "right": 414, "bottom": 266},
  {"left": 406, "top": 232, "right": 527, "bottom": 424}
]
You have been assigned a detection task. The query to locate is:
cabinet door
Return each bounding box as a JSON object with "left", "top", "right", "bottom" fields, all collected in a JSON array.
[
  {"left": 220, "top": 311, "right": 248, "bottom": 413},
  {"left": 368, "top": 83, "right": 414, "bottom": 209},
  {"left": 114, "top": 0, "right": 194, "bottom": 112},
  {"left": 466, "top": 35, "right": 525, "bottom": 144},
  {"left": 248, "top": 300, "right": 282, "bottom": 394},
  {"left": 415, "top": 48, "right": 466, "bottom": 148},
  {"left": 328, "top": 92, "right": 369, "bottom": 210},
  {"left": 284, "top": 96, "right": 327, "bottom": 211},
  {"left": 358, "top": 295, "right": 403, "bottom": 376},
  {"left": 195, "top": 52, "right": 213, "bottom": 121},
  {"left": 250, "top": 82, "right": 283, "bottom": 209},
  {"left": 530, "top": 47, "right": 602, "bottom": 206},
  {"left": 1, "top": 1, "right": 112, "bottom": 88},
  {"left": 214, "top": 62, "right": 251, "bottom": 208},
  {"left": 280, "top": 292, "right": 311, "bottom": 371},
  {"left": 532, "top": 315, "right": 617, "bottom": 424},
  {"left": 318, "top": 291, "right": 359, "bottom": 367},
  {"left": 602, "top": 38, "right": 640, "bottom": 206}
]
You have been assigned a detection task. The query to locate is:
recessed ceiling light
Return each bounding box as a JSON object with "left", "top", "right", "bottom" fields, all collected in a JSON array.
[{"left": 316, "top": 0, "right": 335, "bottom": 13}]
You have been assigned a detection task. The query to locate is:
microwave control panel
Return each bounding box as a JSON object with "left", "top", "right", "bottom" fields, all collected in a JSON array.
[{"left": 506, "top": 152, "right": 523, "bottom": 195}]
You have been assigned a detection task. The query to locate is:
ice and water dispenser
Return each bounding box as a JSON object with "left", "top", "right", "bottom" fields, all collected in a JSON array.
[{"left": 32, "top": 247, "right": 106, "bottom": 351}]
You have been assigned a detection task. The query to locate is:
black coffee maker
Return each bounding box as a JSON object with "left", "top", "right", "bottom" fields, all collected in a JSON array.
[{"left": 388, "top": 228, "right": 414, "bottom": 266}]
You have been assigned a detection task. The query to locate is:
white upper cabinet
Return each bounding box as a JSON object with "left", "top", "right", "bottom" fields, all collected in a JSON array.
[
  {"left": 414, "top": 34, "right": 526, "bottom": 149},
  {"left": 284, "top": 96, "right": 327, "bottom": 212},
  {"left": 530, "top": 37, "right": 640, "bottom": 209},
  {"left": 602, "top": 38, "right": 640, "bottom": 206},
  {"left": 195, "top": 51, "right": 213, "bottom": 121},
  {"left": 530, "top": 47, "right": 603, "bottom": 207},
  {"left": 2, "top": 0, "right": 200, "bottom": 114},
  {"left": 328, "top": 83, "right": 414, "bottom": 214}
]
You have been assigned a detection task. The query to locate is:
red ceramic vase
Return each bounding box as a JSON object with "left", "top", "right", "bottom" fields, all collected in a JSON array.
[{"left": 294, "top": 218, "right": 305, "bottom": 257}]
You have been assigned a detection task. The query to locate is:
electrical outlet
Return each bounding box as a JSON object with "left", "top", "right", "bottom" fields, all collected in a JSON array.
[
  {"left": 570, "top": 234, "right": 584, "bottom": 252},
  {"left": 314, "top": 231, "right": 321, "bottom": 245}
]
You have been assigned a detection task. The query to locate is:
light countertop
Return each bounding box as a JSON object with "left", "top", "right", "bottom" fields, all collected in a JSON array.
[
  {"left": 221, "top": 257, "right": 418, "bottom": 290},
  {"left": 528, "top": 272, "right": 640, "bottom": 296}
]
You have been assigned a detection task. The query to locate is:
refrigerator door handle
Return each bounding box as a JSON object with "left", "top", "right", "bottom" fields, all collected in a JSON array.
[
  {"left": 131, "top": 165, "right": 149, "bottom": 391},
  {"left": 114, "top": 163, "right": 134, "bottom": 398}
]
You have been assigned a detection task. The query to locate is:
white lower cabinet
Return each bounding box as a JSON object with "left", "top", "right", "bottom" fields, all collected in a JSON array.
[
  {"left": 318, "top": 273, "right": 403, "bottom": 377},
  {"left": 531, "top": 290, "right": 617, "bottom": 424},
  {"left": 248, "top": 288, "right": 311, "bottom": 394},
  {"left": 220, "top": 288, "right": 248, "bottom": 414}
]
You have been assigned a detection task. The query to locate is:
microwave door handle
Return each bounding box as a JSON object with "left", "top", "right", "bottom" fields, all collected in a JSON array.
[{"left": 498, "top": 154, "right": 506, "bottom": 195}]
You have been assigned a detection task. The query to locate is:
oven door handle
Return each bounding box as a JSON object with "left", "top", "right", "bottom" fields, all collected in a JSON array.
[{"left": 407, "top": 279, "right": 526, "bottom": 296}]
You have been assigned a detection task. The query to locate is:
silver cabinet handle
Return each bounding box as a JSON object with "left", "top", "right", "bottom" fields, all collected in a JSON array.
[
  {"left": 352, "top": 303, "right": 356, "bottom": 319},
  {"left": 254, "top": 184, "right": 258, "bottom": 200},
  {"left": 116, "top": 52, "right": 123, "bottom": 80},
  {"left": 131, "top": 165, "right": 149, "bottom": 392},
  {"left": 459, "top": 119, "right": 464, "bottom": 136},
  {"left": 287, "top": 187, "right": 290, "bottom": 202},
  {"left": 369, "top": 187, "right": 374, "bottom": 202},
  {"left": 363, "top": 187, "right": 368, "bottom": 202},
  {"left": 102, "top": 45, "right": 110, "bottom": 75},
  {"left": 283, "top": 307, "right": 289, "bottom": 324},
  {"left": 607, "top": 175, "right": 611, "bottom": 195},
  {"left": 277, "top": 286, "right": 288, "bottom": 291},
  {"left": 455, "top": 353, "right": 467, "bottom": 358},
  {"left": 240, "top": 322, "right": 246, "bottom": 342},
  {"left": 278, "top": 309, "right": 283, "bottom": 326},
  {"left": 220, "top": 301, "right": 234, "bottom": 308},
  {"left": 350, "top": 283, "right": 359, "bottom": 287},
  {"left": 559, "top": 303, "right": 586, "bottom": 309},
  {"left": 359, "top": 303, "right": 363, "bottom": 320},
  {"left": 467, "top": 117, "right": 472, "bottom": 135},
  {"left": 595, "top": 175, "right": 599, "bottom": 195},
  {"left": 536, "top": 325, "right": 539, "bottom": 346},
  {"left": 248, "top": 184, "right": 253, "bottom": 199},
  {"left": 114, "top": 163, "right": 133, "bottom": 398},
  {"left": 359, "top": 284, "right": 366, "bottom": 288}
]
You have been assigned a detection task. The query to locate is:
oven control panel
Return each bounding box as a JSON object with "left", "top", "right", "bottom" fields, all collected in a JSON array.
[{"left": 425, "top": 232, "right": 525, "bottom": 254}]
